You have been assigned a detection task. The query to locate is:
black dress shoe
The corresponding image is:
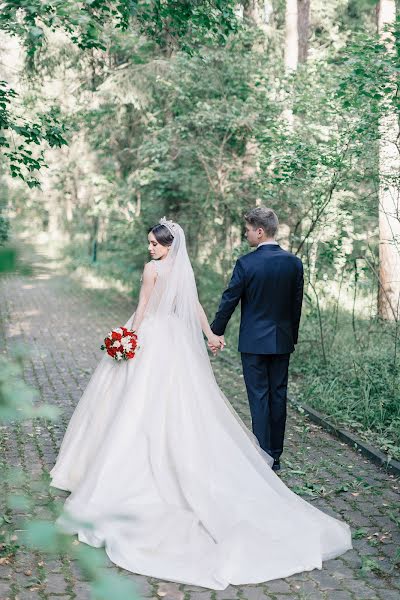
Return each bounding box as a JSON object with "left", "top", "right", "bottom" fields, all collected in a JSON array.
[{"left": 272, "top": 459, "right": 281, "bottom": 472}]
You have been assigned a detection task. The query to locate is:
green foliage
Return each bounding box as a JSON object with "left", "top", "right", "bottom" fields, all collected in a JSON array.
[
  {"left": 135, "top": 0, "right": 240, "bottom": 54},
  {"left": 0, "top": 81, "right": 69, "bottom": 187},
  {"left": 335, "top": 25, "right": 399, "bottom": 115},
  {"left": 0, "top": 0, "right": 239, "bottom": 59},
  {"left": 0, "top": 0, "right": 136, "bottom": 58},
  {"left": 0, "top": 217, "right": 10, "bottom": 246},
  {"left": 0, "top": 0, "right": 239, "bottom": 186}
]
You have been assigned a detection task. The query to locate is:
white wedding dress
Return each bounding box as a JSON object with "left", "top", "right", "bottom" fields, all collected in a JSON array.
[{"left": 50, "top": 222, "right": 352, "bottom": 590}]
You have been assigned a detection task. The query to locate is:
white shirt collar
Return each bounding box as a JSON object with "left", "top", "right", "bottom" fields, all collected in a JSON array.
[{"left": 257, "top": 241, "right": 279, "bottom": 248}]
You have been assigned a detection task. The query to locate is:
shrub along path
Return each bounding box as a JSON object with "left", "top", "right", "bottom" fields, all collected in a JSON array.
[{"left": 0, "top": 238, "right": 399, "bottom": 600}]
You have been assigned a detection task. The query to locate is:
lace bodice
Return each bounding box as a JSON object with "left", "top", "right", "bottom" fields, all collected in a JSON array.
[{"left": 142, "top": 258, "right": 171, "bottom": 317}]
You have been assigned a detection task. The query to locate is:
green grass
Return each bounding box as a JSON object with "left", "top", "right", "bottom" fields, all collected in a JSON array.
[{"left": 289, "top": 312, "right": 400, "bottom": 462}]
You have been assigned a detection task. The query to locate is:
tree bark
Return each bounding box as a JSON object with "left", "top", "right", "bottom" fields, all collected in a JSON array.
[
  {"left": 297, "top": 0, "right": 310, "bottom": 63},
  {"left": 243, "top": 0, "right": 263, "bottom": 25},
  {"left": 377, "top": 0, "right": 400, "bottom": 320},
  {"left": 285, "top": 0, "right": 310, "bottom": 69},
  {"left": 243, "top": 0, "right": 272, "bottom": 26}
]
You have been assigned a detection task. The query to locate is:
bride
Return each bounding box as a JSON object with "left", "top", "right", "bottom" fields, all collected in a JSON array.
[{"left": 50, "top": 217, "right": 352, "bottom": 590}]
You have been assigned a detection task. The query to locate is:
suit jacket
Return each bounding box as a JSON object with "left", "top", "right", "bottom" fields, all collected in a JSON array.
[{"left": 210, "top": 244, "right": 304, "bottom": 354}]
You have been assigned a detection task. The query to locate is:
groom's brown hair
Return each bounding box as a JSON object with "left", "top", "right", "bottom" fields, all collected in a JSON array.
[{"left": 244, "top": 207, "right": 279, "bottom": 238}]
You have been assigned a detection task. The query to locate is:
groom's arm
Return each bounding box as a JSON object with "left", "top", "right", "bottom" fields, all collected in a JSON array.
[
  {"left": 292, "top": 259, "right": 304, "bottom": 344},
  {"left": 210, "top": 259, "right": 245, "bottom": 336}
]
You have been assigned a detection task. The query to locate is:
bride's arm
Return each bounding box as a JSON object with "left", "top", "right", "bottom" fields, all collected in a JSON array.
[
  {"left": 197, "top": 301, "right": 224, "bottom": 348},
  {"left": 131, "top": 262, "right": 157, "bottom": 332}
]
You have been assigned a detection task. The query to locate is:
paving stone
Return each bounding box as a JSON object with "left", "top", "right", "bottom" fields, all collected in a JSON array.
[
  {"left": 290, "top": 579, "right": 322, "bottom": 596},
  {"left": 129, "top": 576, "right": 155, "bottom": 596},
  {"left": 70, "top": 581, "right": 91, "bottom": 599},
  {"left": 264, "top": 580, "right": 291, "bottom": 594},
  {"left": 69, "top": 561, "right": 90, "bottom": 581},
  {"left": 390, "top": 577, "right": 400, "bottom": 589},
  {"left": 352, "top": 540, "right": 381, "bottom": 556},
  {"left": 239, "top": 587, "right": 267, "bottom": 600},
  {"left": 181, "top": 586, "right": 207, "bottom": 593},
  {"left": 16, "top": 591, "right": 43, "bottom": 600},
  {"left": 362, "top": 574, "right": 393, "bottom": 591},
  {"left": 308, "top": 570, "right": 340, "bottom": 590},
  {"left": 214, "top": 586, "right": 239, "bottom": 600},
  {"left": 44, "top": 573, "right": 67, "bottom": 594},
  {"left": 44, "top": 559, "right": 64, "bottom": 574},
  {"left": 326, "top": 563, "right": 355, "bottom": 581},
  {"left": 189, "top": 592, "right": 213, "bottom": 600},
  {"left": 0, "top": 580, "right": 11, "bottom": 596},
  {"left": 344, "top": 578, "right": 380, "bottom": 598},
  {"left": 376, "top": 591, "right": 400, "bottom": 600},
  {"left": 341, "top": 550, "right": 362, "bottom": 569},
  {"left": 0, "top": 564, "right": 12, "bottom": 580}
]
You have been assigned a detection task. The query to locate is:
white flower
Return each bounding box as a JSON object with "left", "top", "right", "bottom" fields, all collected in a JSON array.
[
  {"left": 112, "top": 340, "right": 121, "bottom": 348},
  {"left": 121, "top": 336, "right": 132, "bottom": 349},
  {"left": 114, "top": 328, "right": 123, "bottom": 335},
  {"left": 115, "top": 351, "right": 123, "bottom": 360}
]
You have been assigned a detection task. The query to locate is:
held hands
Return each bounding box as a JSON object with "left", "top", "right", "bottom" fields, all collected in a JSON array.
[{"left": 207, "top": 333, "right": 226, "bottom": 356}]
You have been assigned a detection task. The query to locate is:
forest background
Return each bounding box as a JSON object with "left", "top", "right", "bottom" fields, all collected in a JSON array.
[{"left": 1, "top": 0, "right": 399, "bottom": 464}]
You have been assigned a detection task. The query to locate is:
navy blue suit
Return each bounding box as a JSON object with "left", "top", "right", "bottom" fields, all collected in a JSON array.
[{"left": 210, "top": 243, "right": 304, "bottom": 460}]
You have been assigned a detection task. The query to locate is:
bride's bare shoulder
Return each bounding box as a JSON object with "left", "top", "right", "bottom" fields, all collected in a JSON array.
[
  {"left": 140, "top": 260, "right": 157, "bottom": 283},
  {"left": 145, "top": 260, "right": 158, "bottom": 272}
]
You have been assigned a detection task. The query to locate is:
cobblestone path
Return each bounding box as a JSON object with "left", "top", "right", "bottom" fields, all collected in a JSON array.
[{"left": 0, "top": 240, "right": 399, "bottom": 600}]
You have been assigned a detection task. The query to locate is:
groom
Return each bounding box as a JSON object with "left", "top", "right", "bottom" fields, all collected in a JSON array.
[{"left": 209, "top": 207, "right": 304, "bottom": 472}]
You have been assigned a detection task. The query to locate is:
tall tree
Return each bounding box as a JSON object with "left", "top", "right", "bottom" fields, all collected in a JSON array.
[
  {"left": 297, "top": 0, "right": 310, "bottom": 63},
  {"left": 377, "top": 0, "right": 400, "bottom": 320},
  {"left": 284, "top": 0, "right": 298, "bottom": 71},
  {"left": 284, "top": 0, "right": 310, "bottom": 70},
  {"left": 243, "top": 0, "right": 272, "bottom": 28}
]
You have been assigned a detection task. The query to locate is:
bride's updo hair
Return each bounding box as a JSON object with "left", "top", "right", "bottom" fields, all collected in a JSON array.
[{"left": 148, "top": 224, "right": 174, "bottom": 247}]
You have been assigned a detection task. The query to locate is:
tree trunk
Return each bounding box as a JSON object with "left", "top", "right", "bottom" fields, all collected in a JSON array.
[
  {"left": 284, "top": 0, "right": 298, "bottom": 71},
  {"left": 243, "top": 0, "right": 263, "bottom": 25},
  {"left": 377, "top": 0, "right": 400, "bottom": 320},
  {"left": 297, "top": 0, "right": 310, "bottom": 63},
  {"left": 243, "top": 0, "right": 272, "bottom": 27},
  {"left": 285, "top": 0, "right": 310, "bottom": 70}
]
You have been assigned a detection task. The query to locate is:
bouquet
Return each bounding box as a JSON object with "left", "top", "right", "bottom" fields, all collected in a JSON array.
[{"left": 101, "top": 327, "right": 138, "bottom": 361}]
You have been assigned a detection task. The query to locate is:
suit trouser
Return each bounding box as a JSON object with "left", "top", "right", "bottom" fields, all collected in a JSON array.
[{"left": 240, "top": 352, "right": 290, "bottom": 461}]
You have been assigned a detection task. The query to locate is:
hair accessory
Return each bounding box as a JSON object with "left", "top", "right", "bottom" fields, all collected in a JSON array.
[{"left": 159, "top": 216, "right": 176, "bottom": 237}]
